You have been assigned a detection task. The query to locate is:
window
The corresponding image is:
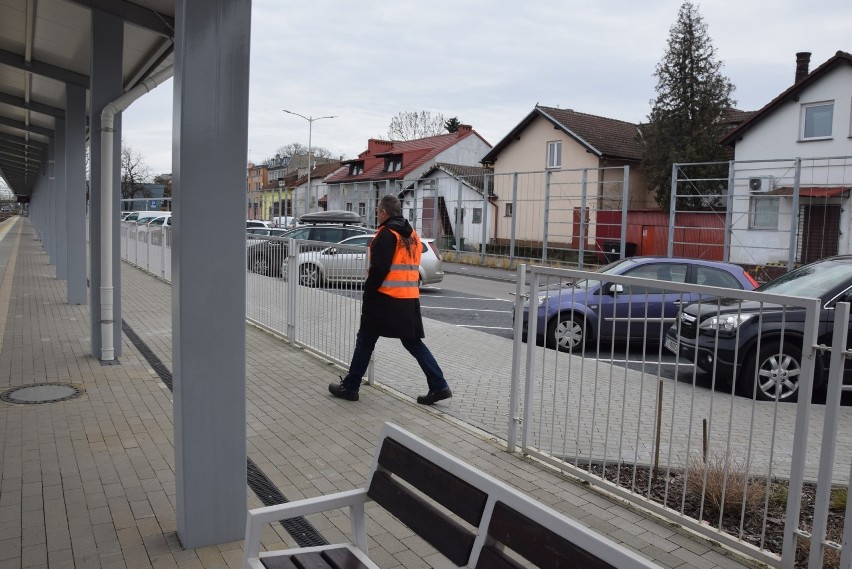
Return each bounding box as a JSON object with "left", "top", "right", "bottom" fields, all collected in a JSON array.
[
  {"left": 695, "top": 266, "right": 743, "bottom": 289},
  {"left": 384, "top": 156, "right": 402, "bottom": 172},
  {"left": 749, "top": 196, "right": 779, "bottom": 229},
  {"left": 345, "top": 202, "right": 353, "bottom": 212},
  {"left": 546, "top": 140, "right": 562, "bottom": 169},
  {"left": 622, "top": 263, "right": 688, "bottom": 294},
  {"left": 801, "top": 102, "right": 833, "bottom": 139},
  {"left": 472, "top": 208, "right": 482, "bottom": 224},
  {"left": 358, "top": 202, "right": 366, "bottom": 216},
  {"left": 505, "top": 203, "right": 513, "bottom": 217},
  {"left": 349, "top": 162, "right": 364, "bottom": 176}
]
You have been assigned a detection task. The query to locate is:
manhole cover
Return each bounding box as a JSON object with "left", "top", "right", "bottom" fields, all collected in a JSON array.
[{"left": 1, "top": 383, "right": 82, "bottom": 404}]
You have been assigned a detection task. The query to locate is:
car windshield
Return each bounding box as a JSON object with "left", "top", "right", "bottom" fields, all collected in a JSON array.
[{"left": 757, "top": 259, "right": 852, "bottom": 298}]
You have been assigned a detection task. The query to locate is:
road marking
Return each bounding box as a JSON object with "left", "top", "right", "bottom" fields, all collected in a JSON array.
[
  {"left": 420, "top": 306, "right": 512, "bottom": 313},
  {"left": 425, "top": 295, "right": 513, "bottom": 302}
]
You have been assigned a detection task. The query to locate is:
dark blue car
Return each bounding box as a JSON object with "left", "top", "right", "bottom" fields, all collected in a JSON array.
[{"left": 520, "top": 257, "right": 758, "bottom": 351}]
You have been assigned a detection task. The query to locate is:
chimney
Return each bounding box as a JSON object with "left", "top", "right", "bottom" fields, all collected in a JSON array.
[
  {"left": 795, "top": 52, "right": 811, "bottom": 83},
  {"left": 457, "top": 124, "right": 472, "bottom": 132}
]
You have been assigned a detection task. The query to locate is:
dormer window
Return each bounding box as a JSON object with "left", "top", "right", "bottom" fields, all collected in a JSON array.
[
  {"left": 385, "top": 156, "right": 402, "bottom": 172},
  {"left": 349, "top": 162, "right": 364, "bottom": 176}
]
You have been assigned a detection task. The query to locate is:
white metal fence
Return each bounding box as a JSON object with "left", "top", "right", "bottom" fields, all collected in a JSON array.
[
  {"left": 120, "top": 223, "right": 852, "bottom": 568},
  {"left": 511, "top": 263, "right": 852, "bottom": 568}
]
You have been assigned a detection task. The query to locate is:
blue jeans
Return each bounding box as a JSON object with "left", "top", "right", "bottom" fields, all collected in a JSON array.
[{"left": 341, "top": 329, "right": 449, "bottom": 393}]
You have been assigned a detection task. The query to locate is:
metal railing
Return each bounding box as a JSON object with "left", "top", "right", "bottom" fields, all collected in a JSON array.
[
  {"left": 511, "top": 263, "right": 851, "bottom": 568},
  {"left": 120, "top": 224, "right": 851, "bottom": 568}
]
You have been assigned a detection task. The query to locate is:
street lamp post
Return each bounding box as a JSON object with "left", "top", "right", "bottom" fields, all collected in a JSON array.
[{"left": 282, "top": 110, "right": 336, "bottom": 216}]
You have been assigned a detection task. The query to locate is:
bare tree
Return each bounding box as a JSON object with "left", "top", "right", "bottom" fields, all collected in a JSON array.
[
  {"left": 120, "top": 143, "right": 153, "bottom": 200},
  {"left": 267, "top": 142, "right": 332, "bottom": 164},
  {"left": 387, "top": 111, "right": 447, "bottom": 140}
]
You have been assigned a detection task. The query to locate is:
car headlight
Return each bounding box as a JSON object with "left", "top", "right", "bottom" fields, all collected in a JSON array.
[{"left": 698, "top": 313, "right": 755, "bottom": 336}]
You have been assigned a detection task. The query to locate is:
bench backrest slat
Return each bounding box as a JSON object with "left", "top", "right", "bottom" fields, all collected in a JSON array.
[
  {"left": 375, "top": 438, "right": 488, "bottom": 526},
  {"left": 481, "top": 501, "right": 617, "bottom": 569},
  {"left": 475, "top": 544, "right": 525, "bottom": 569},
  {"left": 368, "top": 470, "right": 476, "bottom": 566}
]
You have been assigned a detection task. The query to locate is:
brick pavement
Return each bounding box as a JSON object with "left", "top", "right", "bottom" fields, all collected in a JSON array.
[{"left": 0, "top": 217, "right": 758, "bottom": 568}]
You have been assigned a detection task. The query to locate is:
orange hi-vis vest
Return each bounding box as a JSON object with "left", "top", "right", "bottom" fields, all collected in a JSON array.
[{"left": 375, "top": 226, "right": 421, "bottom": 299}]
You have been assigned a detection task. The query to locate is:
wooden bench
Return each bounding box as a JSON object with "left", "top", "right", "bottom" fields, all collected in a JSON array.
[{"left": 243, "top": 422, "right": 662, "bottom": 569}]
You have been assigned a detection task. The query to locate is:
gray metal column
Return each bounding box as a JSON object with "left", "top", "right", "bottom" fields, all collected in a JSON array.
[
  {"left": 89, "top": 9, "right": 123, "bottom": 357},
  {"left": 66, "top": 85, "right": 88, "bottom": 305},
  {"left": 47, "top": 141, "right": 55, "bottom": 264},
  {"left": 55, "top": 119, "right": 68, "bottom": 280},
  {"left": 172, "top": 0, "right": 250, "bottom": 548}
]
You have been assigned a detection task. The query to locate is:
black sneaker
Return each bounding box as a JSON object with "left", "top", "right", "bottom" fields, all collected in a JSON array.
[
  {"left": 328, "top": 380, "right": 359, "bottom": 401},
  {"left": 416, "top": 388, "right": 452, "bottom": 405}
]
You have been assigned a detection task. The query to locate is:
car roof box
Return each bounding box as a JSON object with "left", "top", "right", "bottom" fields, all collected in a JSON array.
[{"left": 299, "top": 210, "right": 365, "bottom": 225}]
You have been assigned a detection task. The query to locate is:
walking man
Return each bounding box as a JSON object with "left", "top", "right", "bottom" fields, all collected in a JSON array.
[{"left": 328, "top": 195, "right": 452, "bottom": 405}]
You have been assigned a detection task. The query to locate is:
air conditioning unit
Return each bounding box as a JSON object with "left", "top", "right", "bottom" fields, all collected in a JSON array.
[{"left": 748, "top": 176, "right": 774, "bottom": 193}]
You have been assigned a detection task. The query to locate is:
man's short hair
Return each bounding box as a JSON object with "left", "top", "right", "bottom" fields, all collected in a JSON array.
[{"left": 379, "top": 195, "right": 402, "bottom": 217}]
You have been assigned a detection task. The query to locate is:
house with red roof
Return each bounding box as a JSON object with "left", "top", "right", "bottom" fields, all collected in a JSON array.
[
  {"left": 722, "top": 51, "right": 852, "bottom": 265},
  {"left": 480, "top": 105, "right": 652, "bottom": 254},
  {"left": 323, "top": 125, "right": 492, "bottom": 226}
]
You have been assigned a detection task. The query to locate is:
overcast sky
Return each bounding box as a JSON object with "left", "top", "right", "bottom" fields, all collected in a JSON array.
[{"left": 121, "top": 0, "right": 852, "bottom": 176}]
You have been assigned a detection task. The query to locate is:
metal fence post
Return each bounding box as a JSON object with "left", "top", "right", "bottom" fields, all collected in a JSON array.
[
  {"left": 286, "top": 238, "right": 298, "bottom": 342},
  {"left": 508, "top": 263, "right": 526, "bottom": 452},
  {"left": 667, "top": 163, "right": 678, "bottom": 258},
  {"left": 788, "top": 158, "right": 802, "bottom": 271},
  {"left": 621, "top": 165, "right": 629, "bottom": 259},
  {"left": 780, "top": 295, "right": 822, "bottom": 568},
  {"left": 723, "top": 161, "right": 734, "bottom": 264},
  {"left": 480, "top": 174, "right": 489, "bottom": 263},
  {"left": 543, "top": 171, "right": 551, "bottom": 263},
  {"left": 521, "top": 268, "right": 540, "bottom": 452},
  {"left": 510, "top": 173, "right": 518, "bottom": 263},
  {"left": 807, "top": 302, "right": 850, "bottom": 568},
  {"left": 578, "top": 169, "right": 588, "bottom": 268},
  {"left": 456, "top": 178, "right": 463, "bottom": 251}
]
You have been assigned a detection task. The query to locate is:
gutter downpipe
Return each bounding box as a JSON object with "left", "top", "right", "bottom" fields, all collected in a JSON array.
[{"left": 99, "top": 65, "right": 173, "bottom": 361}]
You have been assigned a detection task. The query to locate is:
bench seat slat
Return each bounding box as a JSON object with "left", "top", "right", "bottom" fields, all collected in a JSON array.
[
  {"left": 475, "top": 544, "right": 525, "bottom": 569},
  {"left": 488, "top": 501, "right": 617, "bottom": 569},
  {"left": 368, "top": 470, "right": 475, "bottom": 566},
  {"left": 260, "top": 547, "right": 370, "bottom": 569},
  {"left": 376, "top": 438, "right": 487, "bottom": 526}
]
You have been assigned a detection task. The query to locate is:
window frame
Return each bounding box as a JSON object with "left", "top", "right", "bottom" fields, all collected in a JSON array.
[
  {"left": 546, "top": 140, "right": 562, "bottom": 169},
  {"left": 505, "top": 203, "right": 513, "bottom": 217},
  {"left": 748, "top": 195, "right": 780, "bottom": 230},
  {"left": 800, "top": 101, "right": 834, "bottom": 140}
]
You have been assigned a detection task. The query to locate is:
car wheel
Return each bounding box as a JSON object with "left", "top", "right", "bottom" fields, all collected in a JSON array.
[
  {"left": 547, "top": 312, "right": 586, "bottom": 352},
  {"left": 299, "top": 264, "right": 322, "bottom": 287},
  {"left": 248, "top": 256, "right": 269, "bottom": 276},
  {"left": 741, "top": 340, "right": 802, "bottom": 402}
]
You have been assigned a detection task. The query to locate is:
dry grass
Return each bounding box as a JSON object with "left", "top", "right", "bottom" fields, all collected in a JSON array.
[{"left": 685, "top": 453, "right": 768, "bottom": 518}]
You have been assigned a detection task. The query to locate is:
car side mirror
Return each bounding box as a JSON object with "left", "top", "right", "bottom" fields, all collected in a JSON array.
[
  {"left": 325, "top": 248, "right": 337, "bottom": 255},
  {"left": 607, "top": 283, "right": 624, "bottom": 295}
]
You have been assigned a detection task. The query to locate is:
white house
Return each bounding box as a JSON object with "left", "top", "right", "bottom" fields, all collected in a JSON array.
[
  {"left": 401, "top": 163, "right": 497, "bottom": 249},
  {"left": 323, "top": 126, "right": 492, "bottom": 228},
  {"left": 723, "top": 51, "right": 852, "bottom": 265}
]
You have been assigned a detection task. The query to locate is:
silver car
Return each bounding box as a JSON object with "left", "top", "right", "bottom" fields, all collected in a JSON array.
[{"left": 291, "top": 234, "right": 444, "bottom": 287}]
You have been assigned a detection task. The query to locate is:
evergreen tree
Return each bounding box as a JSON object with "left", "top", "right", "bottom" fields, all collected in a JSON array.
[
  {"left": 642, "top": 2, "right": 735, "bottom": 211},
  {"left": 444, "top": 117, "right": 462, "bottom": 133}
]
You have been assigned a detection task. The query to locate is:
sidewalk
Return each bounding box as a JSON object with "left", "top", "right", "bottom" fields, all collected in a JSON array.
[{"left": 0, "top": 217, "right": 755, "bottom": 569}]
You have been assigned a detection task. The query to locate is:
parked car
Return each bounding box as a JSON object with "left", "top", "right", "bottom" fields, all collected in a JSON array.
[
  {"left": 124, "top": 210, "right": 167, "bottom": 224},
  {"left": 288, "top": 235, "right": 444, "bottom": 287},
  {"left": 247, "top": 219, "right": 270, "bottom": 229},
  {"left": 518, "top": 257, "right": 758, "bottom": 352},
  {"left": 245, "top": 227, "right": 290, "bottom": 247},
  {"left": 664, "top": 255, "right": 852, "bottom": 402},
  {"left": 247, "top": 218, "right": 371, "bottom": 277}
]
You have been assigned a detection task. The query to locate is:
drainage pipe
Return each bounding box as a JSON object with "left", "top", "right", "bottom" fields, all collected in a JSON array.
[{"left": 99, "top": 65, "right": 173, "bottom": 361}]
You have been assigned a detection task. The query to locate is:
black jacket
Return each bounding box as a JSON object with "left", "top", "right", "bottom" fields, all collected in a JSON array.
[{"left": 359, "top": 216, "right": 424, "bottom": 339}]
